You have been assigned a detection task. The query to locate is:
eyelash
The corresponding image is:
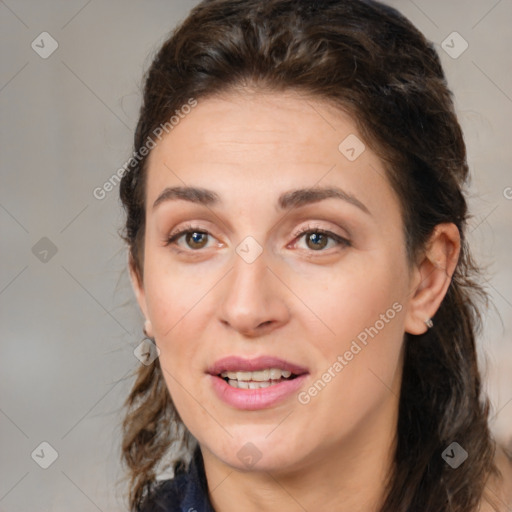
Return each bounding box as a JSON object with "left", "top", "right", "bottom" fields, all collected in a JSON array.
[
  {"left": 292, "top": 224, "right": 351, "bottom": 250},
  {"left": 165, "top": 224, "right": 210, "bottom": 245},
  {"left": 165, "top": 223, "right": 351, "bottom": 252}
]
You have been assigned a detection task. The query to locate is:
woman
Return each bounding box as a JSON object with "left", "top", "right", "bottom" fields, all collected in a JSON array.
[{"left": 118, "top": 0, "right": 512, "bottom": 510}]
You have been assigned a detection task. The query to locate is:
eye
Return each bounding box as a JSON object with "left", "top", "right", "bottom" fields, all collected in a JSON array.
[
  {"left": 292, "top": 225, "right": 351, "bottom": 252},
  {"left": 164, "top": 224, "right": 350, "bottom": 253},
  {"left": 165, "top": 224, "right": 217, "bottom": 251}
]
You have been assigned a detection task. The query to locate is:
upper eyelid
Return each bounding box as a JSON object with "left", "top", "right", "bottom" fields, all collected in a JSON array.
[
  {"left": 292, "top": 223, "right": 345, "bottom": 237},
  {"left": 167, "top": 222, "right": 346, "bottom": 239},
  {"left": 291, "top": 227, "right": 350, "bottom": 249},
  {"left": 166, "top": 224, "right": 349, "bottom": 250}
]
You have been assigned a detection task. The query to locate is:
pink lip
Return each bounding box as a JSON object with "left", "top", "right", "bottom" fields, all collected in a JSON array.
[
  {"left": 207, "top": 356, "right": 309, "bottom": 376},
  {"left": 209, "top": 373, "right": 309, "bottom": 410},
  {"left": 207, "top": 356, "right": 309, "bottom": 411}
]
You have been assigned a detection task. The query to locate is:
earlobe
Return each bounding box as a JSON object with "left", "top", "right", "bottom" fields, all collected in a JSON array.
[
  {"left": 404, "top": 223, "right": 461, "bottom": 335},
  {"left": 144, "top": 319, "right": 154, "bottom": 339}
]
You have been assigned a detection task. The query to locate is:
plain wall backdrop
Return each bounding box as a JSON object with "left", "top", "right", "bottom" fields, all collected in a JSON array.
[{"left": 1, "top": 0, "right": 511, "bottom": 510}]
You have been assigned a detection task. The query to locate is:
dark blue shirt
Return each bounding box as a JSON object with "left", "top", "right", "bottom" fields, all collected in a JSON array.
[{"left": 139, "top": 447, "right": 215, "bottom": 512}]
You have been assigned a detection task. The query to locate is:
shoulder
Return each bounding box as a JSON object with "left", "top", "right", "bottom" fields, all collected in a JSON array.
[{"left": 479, "top": 442, "right": 512, "bottom": 512}]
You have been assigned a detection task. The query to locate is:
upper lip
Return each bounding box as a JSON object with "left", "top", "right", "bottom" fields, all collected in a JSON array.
[{"left": 207, "top": 356, "right": 309, "bottom": 376}]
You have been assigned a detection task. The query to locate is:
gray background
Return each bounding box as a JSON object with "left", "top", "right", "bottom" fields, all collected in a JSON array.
[{"left": 0, "top": 1, "right": 511, "bottom": 510}]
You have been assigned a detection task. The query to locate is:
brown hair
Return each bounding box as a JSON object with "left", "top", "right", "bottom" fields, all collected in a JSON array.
[{"left": 119, "top": 0, "right": 500, "bottom": 510}]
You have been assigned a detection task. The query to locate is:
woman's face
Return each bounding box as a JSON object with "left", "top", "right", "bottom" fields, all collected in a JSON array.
[{"left": 132, "top": 90, "right": 417, "bottom": 473}]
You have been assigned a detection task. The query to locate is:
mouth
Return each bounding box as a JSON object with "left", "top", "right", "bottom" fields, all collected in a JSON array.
[
  {"left": 207, "top": 356, "right": 309, "bottom": 409},
  {"left": 218, "top": 368, "right": 300, "bottom": 389}
]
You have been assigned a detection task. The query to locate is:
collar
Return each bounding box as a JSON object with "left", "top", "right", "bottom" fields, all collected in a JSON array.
[
  {"left": 180, "top": 446, "right": 215, "bottom": 512},
  {"left": 141, "top": 446, "right": 215, "bottom": 512}
]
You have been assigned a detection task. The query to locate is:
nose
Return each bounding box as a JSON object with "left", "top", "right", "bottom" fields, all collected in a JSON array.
[{"left": 218, "top": 247, "right": 291, "bottom": 337}]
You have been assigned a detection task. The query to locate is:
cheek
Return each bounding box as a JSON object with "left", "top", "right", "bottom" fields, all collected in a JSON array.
[
  {"left": 299, "top": 251, "right": 408, "bottom": 358},
  {"left": 296, "top": 252, "right": 407, "bottom": 425},
  {"left": 142, "top": 250, "right": 222, "bottom": 388},
  {"left": 142, "top": 269, "right": 202, "bottom": 392},
  {"left": 143, "top": 246, "right": 212, "bottom": 335}
]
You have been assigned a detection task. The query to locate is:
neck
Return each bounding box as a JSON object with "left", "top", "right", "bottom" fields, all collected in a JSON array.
[{"left": 201, "top": 391, "right": 399, "bottom": 512}]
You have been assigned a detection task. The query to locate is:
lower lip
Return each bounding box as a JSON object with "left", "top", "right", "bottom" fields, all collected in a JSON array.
[{"left": 209, "top": 374, "right": 308, "bottom": 410}]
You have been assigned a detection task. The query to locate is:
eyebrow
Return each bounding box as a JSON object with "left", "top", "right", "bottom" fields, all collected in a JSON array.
[{"left": 152, "top": 185, "right": 371, "bottom": 215}]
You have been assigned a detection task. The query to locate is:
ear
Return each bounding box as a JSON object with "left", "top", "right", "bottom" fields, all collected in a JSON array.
[
  {"left": 128, "top": 254, "right": 154, "bottom": 338},
  {"left": 404, "top": 223, "right": 461, "bottom": 335}
]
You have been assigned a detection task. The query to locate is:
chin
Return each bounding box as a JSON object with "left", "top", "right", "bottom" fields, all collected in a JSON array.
[{"left": 206, "top": 430, "right": 309, "bottom": 473}]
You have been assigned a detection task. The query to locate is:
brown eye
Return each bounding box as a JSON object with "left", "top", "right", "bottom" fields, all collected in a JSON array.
[
  {"left": 293, "top": 227, "right": 351, "bottom": 252},
  {"left": 305, "top": 232, "right": 329, "bottom": 250},
  {"left": 183, "top": 231, "right": 209, "bottom": 249},
  {"left": 166, "top": 227, "right": 214, "bottom": 251}
]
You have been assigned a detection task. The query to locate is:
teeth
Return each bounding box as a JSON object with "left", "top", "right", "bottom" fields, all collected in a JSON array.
[
  {"left": 252, "top": 369, "right": 270, "bottom": 381},
  {"left": 221, "top": 368, "right": 293, "bottom": 382},
  {"left": 270, "top": 368, "right": 292, "bottom": 379},
  {"left": 227, "top": 379, "right": 275, "bottom": 389},
  {"left": 221, "top": 368, "right": 297, "bottom": 389}
]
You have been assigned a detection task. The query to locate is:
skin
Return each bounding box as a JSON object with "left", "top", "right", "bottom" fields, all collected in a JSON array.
[
  {"left": 130, "top": 89, "right": 463, "bottom": 511},
  {"left": 482, "top": 445, "right": 512, "bottom": 511}
]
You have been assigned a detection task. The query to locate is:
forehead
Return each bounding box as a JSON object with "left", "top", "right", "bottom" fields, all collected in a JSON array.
[
  {"left": 149, "top": 90, "right": 356, "bottom": 167},
  {"left": 145, "top": 90, "right": 400, "bottom": 222}
]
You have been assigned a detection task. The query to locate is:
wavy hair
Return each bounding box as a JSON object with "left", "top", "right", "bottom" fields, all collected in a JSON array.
[{"left": 119, "top": 0, "right": 500, "bottom": 510}]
